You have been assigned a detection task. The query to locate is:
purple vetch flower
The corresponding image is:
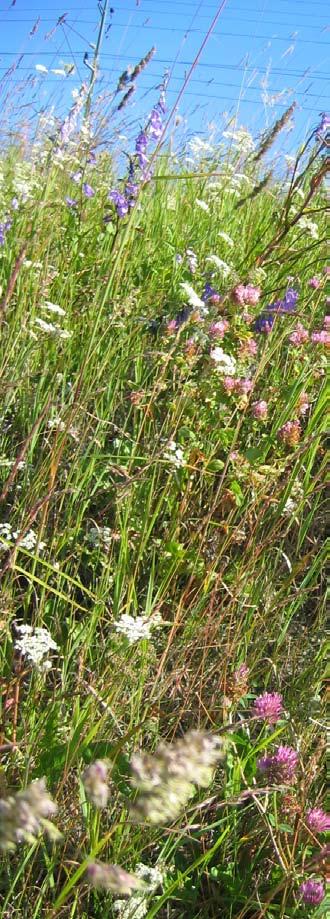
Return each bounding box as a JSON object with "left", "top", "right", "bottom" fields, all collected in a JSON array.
[
  {"left": 71, "top": 170, "right": 83, "bottom": 183},
  {"left": 253, "top": 313, "right": 275, "bottom": 334},
  {"left": 202, "top": 283, "right": 222, "bottom": 304},
  {"left": 0, "top": 219, "right": 12, "bottom": 245},
  {"left": 269, "top": 288, "right": 299, "bottom": 314},
  {"left": 82, "top": 183, "right": 95, "bottom": 198},
  {"left": 253, "top": 691, "right": 283, "bottom": 723},
  {"left": 108, "top": 190, "right": 129, "bottom": 218},
  {"left": 252, "top": 400, "right": 268, "bottom": 420},
  {"left": 65, "top": 196, "right": 77, "bottom": 208},
  {"left": 258, "top": 745, "right": 299, "bottom": 782},
  {"left": 149, "top": 106, "right": 163, "bottom": 140},
  {"left": 316, "top": 111, "right": 330, "bottom": 138},
  {"left": 308, "top": 276, "right": 321, "bottom": 289},
  {"left": 306, "top": 808, "right": 330, "bottom": 834},
  {"left": 135, "top": 131, "right": 148, "bottom": 169},
  {"left": 125, "top": 181, "right": 139, "bottom": 201},
  {"left": 87, "top": 150, "right": 97, "bottom": 165},
  {"left": 11, "top": 197, "right": 19, "bottom": 210},
  {"left": 299, "top": 878, "right": 325, "bottom": 906}
]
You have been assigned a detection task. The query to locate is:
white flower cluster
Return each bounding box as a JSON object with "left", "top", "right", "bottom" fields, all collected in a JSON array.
[
  {"left": 114, "top": 613, "right": 162, "bottom": 645},
  {"left": 34, "top": 318, "right": 72, "bottom": 339},
  {"left": 42, "top": 301, "right": 66, "bottom": 316},
  {"left": 180, "top": 282, "right": 205, "bottom": 311},
  {"left": 47, "top": 416, "right": 79, "bottom": 440},
  {"left": 222, "top": 127, "right": 254, "bottom": 153},
  {"left": 164, "top": 440, "right": 186, "bottom": 469},
  {"left": 0, "top": 523, "right": 45, "bottom": 553},
  {"left": 14, "top": 624, "right": 58, "bottom": 670},
  {"left": 206, "top": 254, "right": 232, "bottom": 278},
  {"left": 113, "top": 863, "right": 163, "bottom": 919},
  {"left": 210, "top": 347, "right": 236, "bottom": 375}
]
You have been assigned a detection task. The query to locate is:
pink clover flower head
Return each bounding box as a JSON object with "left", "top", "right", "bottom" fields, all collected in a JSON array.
[
  {"left": 323, "top": 315, "right": 330, "bottom": 329},
  {"left": 239, "top": 338, "right": 258, "bottom": 358},
  {"left": 208, "top": 320, "right": 229, "bottom": 339},
  {"left": 278, "top": 420, "right": 301, "bottom": 447},
  {"left": 299, "top": 879, "right": 325, "bottom": 906},
  {"left": 236, "top": 377, "right": 253, "bottom": 395},
  {"left": 244, "top": 284, "right": 261, "bottom": 306},
  {"left": 289, "top": 323, "right": 309, "bottom": 346},
  {"left": 308, "top": 276, "right": 321, "bottom": 289},
  {"left": 233, "top": 284, "right": 261, "bottom": 306},
  {"left": 306, "top": 807, "right": 330, "bottom": 834},
  {"left": 297, "top": 392, "right": 309, "bottom": 416},
  {"left": 223, "top": 375, "right": 237, "bottom": 393},
  {"left": 311, "top": 329, "right": 330, "bottom": 346},
  {"left": 166, "top": 319, "right": 178, "bottom": 333},
  {"left": 253, "top": 691, "right": 283, "bottom": 723},
  {"left": 258, "top": 745, "right": 298, "bottom": 782},
  {"left": 252, "top": 400, "right": 268, "bottom": 420}
]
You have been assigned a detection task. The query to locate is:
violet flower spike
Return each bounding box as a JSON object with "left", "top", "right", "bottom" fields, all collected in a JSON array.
[{"left": 82, "top": 183, "right": 95, "bottom": 198}]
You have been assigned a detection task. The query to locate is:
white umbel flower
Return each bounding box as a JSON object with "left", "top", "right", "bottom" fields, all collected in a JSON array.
[
  {"left": 210, "top": 347, "right": 236, "bottom": 375},
  {"left": 206, "top": 255, "right": 232, "bottom": 277},
  {"left": 14, "top": 624, "right": 58, "bottom": 669},
  {"left": 114, "top": 614, "right": 161, "bottom": 645}
]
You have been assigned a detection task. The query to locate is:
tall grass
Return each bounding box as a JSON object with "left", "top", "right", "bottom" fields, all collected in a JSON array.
[{"left": 0, "top": 74, "right": 327, "bottom": 919}]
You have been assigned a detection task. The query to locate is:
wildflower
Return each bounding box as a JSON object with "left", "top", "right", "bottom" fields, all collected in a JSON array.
[
  {"left": 226, "top": 663, "right": 249, "bottom": 701},
  {"left": 208, "top": 320, "right": 229, "bottom": 338},
  {"left": 258, "top": 745, "right": 298, "bottom": 782},
  {"left": 149, "top": 107, "right": 162, "bottom": 140},
  {"left": 14, "top": 624, "right": 58, "bottom": 670},
  {"left": 210, "top": 347, "right": 236, "bottom": 375},
  {"left": 82, "top": 182, "right": 95, "bottom": 198},
  {"left": 289, "top": 323, "right": 309, "bottom": 345},
  {"left": 185, "top": 337, "right": 198, "bottom": 358},
  {"left": 113, "top": 863, "right": 163, "bottom": 918},
  {"left": 252, "top": 400, "right": 268, "bottom": 420},
  {"left": 42, "top": 301, "right": 66, "bottom": 316},
  {"left": 308, "top": 276, "right": 321, "bottom": 289},
  {"left": 238, "top": 338, "right": 258, "bottom": 358},
  {"left": 324, "top": 315, "right": 330, "bottom": 329},
  {"left": 202, "top": 283, "right": 222, "bottom": 305},
  {"left": 253, "top": 313, "right": 274, "bottom": 334},
  {"left": 206, "top": 255, "right": 231, "bottom": 277},
  {"left": 136, "top": 131, "right": 148, "bottom": 169},
  {"left": 186, "top": 248, "right": 198, "bottom": 274},
  {"left": 236, "top": 378, "right": 253, "bottom": 395},
  {"left": 306, "top": 807, "right": 330, "bottom": 833},
  {"left": 82, "top": 760, "right": 110, "bottom": 808},
  {"left": 11, "top": 197, "right": 19, "bottom": 210},
  {"left": 180, "top": 282, "right": 205, "bottom": 310},
  {"left": 253, "top": 691, "right": 283, "bottom": 723},
  {"left": 278, "top": 420, "right": 301, "bottom": 447},
  {"left": 223, "top": 375, "right": 237, "bottom": 393},
  {"left": 88, "top": 526, "right": 112, "bottom": 549},
  {"left": 311, "top": 329, "right": 330, "bottom": 346},
  {"left": 297, "top": 392, "right": 310, "bottom": 416},
  {"left": 0, "top": 218, "right": 12, "bottom": 246},
  {"left": 114, "top": 613, "right": 161, "bottom": 644},
  {"left": 65, "top": 196, "right": 77, "bottom": 208},
  {"left": 298, "top": 879, "right": 325, "bottom": 906},
  {"left": 108, "top": 190, "right": 129, "bottom": 218},
  {"left": 0, "top": 779, "right": 58, "bottom": 851},
  {"left": 71, "top": 170, "right": 82, "bottom": 183},
  {"left": 218, "top": 230, "right": 234, "bottom": 246},
  {"left": 130, "top": 730, "right": 224, "bottom": 824},
  {"left": 196, "top": 198, "right": 209, "bottom": 212},
  {"left": 233, "top": 284, "right": 261, "bottom": 306},
  {"left": 270, "top": 287, "right": 298, "bottom": 314},
  {"left": 87, "top": 862, "right": 143, "bottom": 895},
  {"left": 316, "top": 111, "right": 330, "bottom": 137}
]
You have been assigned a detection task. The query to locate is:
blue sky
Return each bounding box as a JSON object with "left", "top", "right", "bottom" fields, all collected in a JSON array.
[{"left": 0, "top": 0, "right": 328, "bottom": 154}]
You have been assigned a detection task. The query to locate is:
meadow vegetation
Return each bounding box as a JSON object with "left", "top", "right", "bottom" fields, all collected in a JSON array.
[{"left": 0, "top": 71, "right": 327, "bottom": 918}]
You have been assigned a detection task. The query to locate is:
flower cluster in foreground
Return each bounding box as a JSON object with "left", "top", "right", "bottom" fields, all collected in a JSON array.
[
  {"left": 0, "top": 780, "right": 59, "bottom": 851},
  {"left": 258, "top": 745, "right": 299, "bottom": 782},
  {"left": 129, "top": 730, "right": 225, "bottom": 824}
]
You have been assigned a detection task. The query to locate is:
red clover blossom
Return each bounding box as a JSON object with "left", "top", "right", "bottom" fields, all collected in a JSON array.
[
  {"left": 253, "top": 691, "right": 283, "bottom": 723},
  {"left": 306, "top": 807, "right": 330, "bottom": 834},
  {"left": 299, "top": 879, "right": 325, "bottom": 906},
  {"left": 258, "top": 745, "right": 298, "bottom": 782}
]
